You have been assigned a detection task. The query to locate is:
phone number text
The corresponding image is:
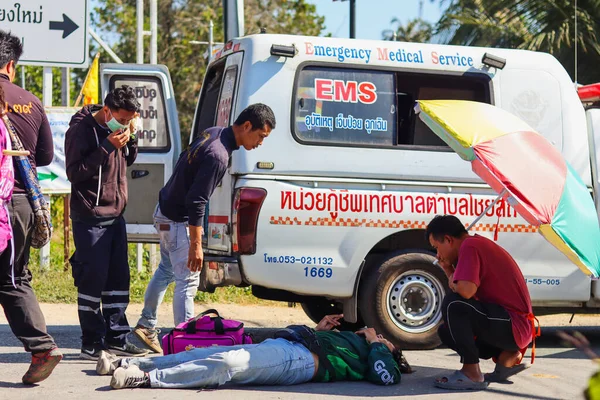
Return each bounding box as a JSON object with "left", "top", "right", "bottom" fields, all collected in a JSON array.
[{"left": 263, "top": 253, "right": 333, "bottom": 266}]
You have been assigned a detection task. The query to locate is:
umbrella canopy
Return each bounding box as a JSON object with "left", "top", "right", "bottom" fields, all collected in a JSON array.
[{"left": 416, "top": 99, "right": 600, "bottom": 277}]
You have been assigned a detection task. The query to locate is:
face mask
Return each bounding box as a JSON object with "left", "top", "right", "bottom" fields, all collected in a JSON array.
[{"left": 106, "top": 109, "right": 128, "bottom": 133}]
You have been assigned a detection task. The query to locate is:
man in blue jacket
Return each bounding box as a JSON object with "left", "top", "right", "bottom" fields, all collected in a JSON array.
[
  {"left": 97, "top": 314, "right": 409, "bottom": 389},
  {"left": 133, "top": 104, "right": 276, "bottom": 353}
]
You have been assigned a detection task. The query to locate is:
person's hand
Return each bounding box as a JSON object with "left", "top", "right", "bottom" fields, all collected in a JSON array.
[
  {"left": 436, "top": 258, "right": 455, "bottom": 276},
  {"left": 315, "top": 314, "right": 343, "bottom": 331},
  {"left": 107, "top": 129, "right": 130, "bottom": 149},
  {"left": 355, "top": 327, "right": 380, "bottom": 344},
  {"left": 127, "top": 114, "right": 141, "bottom": 140},
  {"left": 187, "top": 241, "right": 203, "bottom": 272},
  {"left": 378, "top": 337, "right": 396, "bottom": 353}
]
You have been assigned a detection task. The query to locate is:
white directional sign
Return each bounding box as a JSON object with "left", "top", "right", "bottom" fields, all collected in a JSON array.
[{"left": 0, "top": 0, "right": 89, "bottom": 68}]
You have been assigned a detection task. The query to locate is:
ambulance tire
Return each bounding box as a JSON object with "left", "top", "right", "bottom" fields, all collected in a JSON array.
[
  {"left": 301, "top": 300, "right": 365, "bottom": 331},
  {"left": 358, "top": 250, "right": 448, "bottom": 350}
]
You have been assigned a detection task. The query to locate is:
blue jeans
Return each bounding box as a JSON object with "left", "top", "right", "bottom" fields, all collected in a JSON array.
[
  {"left": 137, "top": 205, "right": 200, "bottom": 329},
  {"left": 125, "top": 338, "right": 316, "bottom": 389}
]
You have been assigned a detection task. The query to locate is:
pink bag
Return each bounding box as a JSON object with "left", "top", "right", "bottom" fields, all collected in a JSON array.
[{"left": 162, "top": 309, "right": 252, "bottom": 355}]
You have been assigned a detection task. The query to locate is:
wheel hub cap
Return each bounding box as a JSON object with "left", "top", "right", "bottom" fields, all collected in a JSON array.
[{"left": 386, "top": 270, "right": 444, "bottom": 334}]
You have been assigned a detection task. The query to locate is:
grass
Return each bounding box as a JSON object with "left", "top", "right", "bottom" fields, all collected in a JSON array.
[{"left": 27, "top": 195, "right": 281, "bottom": 306}]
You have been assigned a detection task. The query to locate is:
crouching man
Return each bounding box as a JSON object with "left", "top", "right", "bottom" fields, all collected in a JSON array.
[
  {"left": 97, "top": 314, "right": 411, "bottom": 389},
  {"left": 426, "top": 215, "right": 535, "bottom": 391}
]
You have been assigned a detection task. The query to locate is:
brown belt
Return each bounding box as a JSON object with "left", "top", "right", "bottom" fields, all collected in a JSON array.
[{"left": 158, "top": 224, "right": 170, "bottom": 231}]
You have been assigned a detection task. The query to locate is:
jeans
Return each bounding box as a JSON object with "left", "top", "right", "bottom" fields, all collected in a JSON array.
[
  {"left": 137, "top": 205, "right": 199, "bottom": 329},
  {"left": 125, "top": 338, "right": 315, "bottom": 389}
]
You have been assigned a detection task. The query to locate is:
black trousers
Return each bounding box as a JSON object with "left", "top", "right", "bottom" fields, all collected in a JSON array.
[
  {"left": 70, "top": 216, "right": 131, "bottom": 347},
  {"left": 438, "top": 292, "right": 519, "bottom": 364},
  {"left": 0, "top": 194, "right": 56, "bottom": 353}
]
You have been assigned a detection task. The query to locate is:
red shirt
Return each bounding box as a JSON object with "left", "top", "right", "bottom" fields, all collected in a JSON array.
[{"left": 453, "top": 235, "right": 533, "bottom": 349}]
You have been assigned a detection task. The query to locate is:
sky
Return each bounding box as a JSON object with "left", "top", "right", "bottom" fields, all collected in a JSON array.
[{"left": 306, "top": 0, "right": 445, "bottom": 40}]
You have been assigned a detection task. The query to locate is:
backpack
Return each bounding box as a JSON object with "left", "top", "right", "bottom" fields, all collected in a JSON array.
[
  {"left": 162, "top": 309, "right": 252, "bottom": 355},
  {"left": 2, "top": 115, "right": 52, "bottom": 248}
]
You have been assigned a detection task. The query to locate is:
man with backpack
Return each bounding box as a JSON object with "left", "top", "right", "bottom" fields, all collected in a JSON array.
[
  {"left": 97, "top": 313, "right": 410, "bottom": 389},
  {"left": 0, "top": 30, "right": 62, "bottom": 385}
]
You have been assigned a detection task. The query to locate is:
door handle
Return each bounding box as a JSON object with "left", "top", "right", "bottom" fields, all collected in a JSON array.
[{"left": 131, "top": 170, "right": 150, "bottom": 179}]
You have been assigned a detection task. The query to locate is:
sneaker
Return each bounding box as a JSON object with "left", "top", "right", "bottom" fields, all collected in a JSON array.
[
  {"left": 133, "top": 325, "right": 162, "bottom": 353},
  {"left": 22, "top": 347, "right": 63, "bottom": 384},
  {"left": 96, "top": 350, "right": 122, "bottom": 375},
  {"left": 80, "top": 343, "right": 109, "bottom": 361},
  {"left": 108, "top": 341, "right": 150, "bottom": 357},
  {"left": 110, "top": 365, "right": 150, "bottom": 389}
]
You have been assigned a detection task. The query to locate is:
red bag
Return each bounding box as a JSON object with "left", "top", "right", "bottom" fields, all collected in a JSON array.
[{"left": 162, "top": 309, "right": 252, "bottom": 355}]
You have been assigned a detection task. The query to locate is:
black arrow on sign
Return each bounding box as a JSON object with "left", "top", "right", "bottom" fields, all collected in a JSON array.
[{"left": 49, "top": 14, "right": 79, "bottom": 39}]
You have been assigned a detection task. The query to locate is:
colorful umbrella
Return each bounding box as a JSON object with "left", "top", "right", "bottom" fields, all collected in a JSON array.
[{"left": 415, "top": 99, "right": 600, "bottom": 277}]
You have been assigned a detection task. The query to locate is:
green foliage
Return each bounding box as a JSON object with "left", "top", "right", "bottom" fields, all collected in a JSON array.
[
  {"left": 385, "top": 18, "right": 433, "bottom": 42},
  {"left": 91, "top": 0, "right": 325, "bottom": 143}
]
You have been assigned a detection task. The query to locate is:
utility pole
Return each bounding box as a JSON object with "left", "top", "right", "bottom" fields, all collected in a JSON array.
[
  {"left": 137, "top": 0, "right": 144, "bottom": 64},
  {"left": 349, "top": 0, "right": 356, "bottom": 38}
]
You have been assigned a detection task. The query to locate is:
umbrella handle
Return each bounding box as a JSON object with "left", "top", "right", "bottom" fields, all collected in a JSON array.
[
  {"left": 2, "top": 149, "right": 30, "bottom": 157},
  {"left": 467, "top": 189, "right": 508, "bottom": 231}
]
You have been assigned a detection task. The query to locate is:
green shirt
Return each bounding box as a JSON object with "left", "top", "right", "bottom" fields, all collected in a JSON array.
[{"left": 312, "top": 330, "right": 401, "bottom": 385}]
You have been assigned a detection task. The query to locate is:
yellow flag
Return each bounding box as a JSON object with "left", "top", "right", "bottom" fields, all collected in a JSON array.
[{"left": 82, "top": 53, "right": 100, "bottom": 105}]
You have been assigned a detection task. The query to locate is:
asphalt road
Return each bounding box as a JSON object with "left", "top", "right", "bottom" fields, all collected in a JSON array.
[{"left": 0, "top": 303, "right": 598, "bottom": 400}]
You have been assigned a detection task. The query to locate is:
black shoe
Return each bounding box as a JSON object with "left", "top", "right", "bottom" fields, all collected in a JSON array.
[
  {"left": 81, "top": 343, "right": 110, "bottom": 361},
  {"left": 107, "top": 341, "right": 150, "bottom": 357}
]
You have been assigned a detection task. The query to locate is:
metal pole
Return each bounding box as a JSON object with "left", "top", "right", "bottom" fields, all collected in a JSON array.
[
  {"left": 90, "top": 29, "right": 124, "bottom": 63},
  {"left": 137, "top": 243, "right": 144, "bottom": 272},
  {"left": 349, "top": 0, "right": 356, "bottom": 38},
  {"left": 61, "top": 68, "right": 70, "bottom": 106},
  {"left": 137, "top": 0, "right": 144, "bottom": 64},
  {"left": 20, "top": 66, "right": 25, "bottom": 90},
  {"left": 208, "top": 20, "right": 214, "bottom": 61},
  {"left": 63, "top": 194, "right": 70, "bottom": 271},
  {"left": 40, "top": 67, "right": 53, "bottom": 270},
  {"left": 150, "top": 0, "right": 157, "bottom": 64}
]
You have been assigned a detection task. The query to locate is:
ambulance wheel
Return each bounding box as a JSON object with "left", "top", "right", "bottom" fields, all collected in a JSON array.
[
  {"left": 358, "top": 251, "right": 448, "bottom": 350},
  {"left": 301, "top": 299, "right": 365, "bottom": 331}
]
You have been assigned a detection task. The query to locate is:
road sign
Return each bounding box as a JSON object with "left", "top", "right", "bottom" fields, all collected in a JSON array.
[
  {"left": 37, "top": 107, "right": 79, "bottom": 194},
  {"left": 1, "top": 0, "right": 89, "bottom": 68}
]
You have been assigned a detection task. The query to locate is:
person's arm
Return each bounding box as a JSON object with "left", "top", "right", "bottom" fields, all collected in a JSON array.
[
  {"left": 65, "top": 125, "right": 127, "bottom": 184},
  {"left": 35, "top": 104, "right": 54, "bottom": 166},
  {"left": 185, "top": 154, "right": 227, "bottom": 272},
  {"left": 125, "top": 134, "right": 138, "bottom": 166},
  {"left": 124, "top": 117, "right": 139, "bottom": 166},
  {"left": 315, "top": 314, "right": 343, "bottom": 331},
  {"left": 452, "top": 243, "right": 482, "bottom": 300},
  {"left": 356, "top": 328, "right": 401, "bottom": 385}
]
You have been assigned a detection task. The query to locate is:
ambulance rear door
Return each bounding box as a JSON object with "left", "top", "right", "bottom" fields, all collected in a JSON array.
[{"left": 101, "top": 63, "right": 182, "bottom": 242}]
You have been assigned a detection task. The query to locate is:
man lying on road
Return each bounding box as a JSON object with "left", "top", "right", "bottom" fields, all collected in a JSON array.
[{"left": 97, "top": 314, "right": 412, "bottom": 389}]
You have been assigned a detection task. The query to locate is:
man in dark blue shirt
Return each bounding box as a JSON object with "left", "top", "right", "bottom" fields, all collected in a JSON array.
[{"left": 133, "top": 104, "right": 276, "bottom": 353}]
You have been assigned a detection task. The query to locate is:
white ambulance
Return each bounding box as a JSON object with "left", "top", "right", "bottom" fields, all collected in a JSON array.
[{"left": 101, "top": 34, "right": 600, "bottom": 349}]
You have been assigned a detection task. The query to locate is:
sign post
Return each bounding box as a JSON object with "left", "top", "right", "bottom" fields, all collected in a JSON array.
[{"left": 1, "top": 0, "right": 90, "bottom": 68}]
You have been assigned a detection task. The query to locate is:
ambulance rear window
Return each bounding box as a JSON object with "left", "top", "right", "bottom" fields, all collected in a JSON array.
[{"left": 294, "top": 67, "right": 396, "bottom": 146}]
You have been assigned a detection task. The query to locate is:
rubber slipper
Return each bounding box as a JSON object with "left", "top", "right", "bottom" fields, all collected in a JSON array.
[
  {"left": 484, "top": 363, "right": 530, "bottom": 382},
  {"left": 434, "top": 371, "right": 489, "bottom": 391}
]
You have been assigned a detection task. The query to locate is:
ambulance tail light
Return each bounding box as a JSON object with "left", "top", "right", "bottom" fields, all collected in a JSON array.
[{"left": 232, "top": 188, "right": 267, "bottom": 255}]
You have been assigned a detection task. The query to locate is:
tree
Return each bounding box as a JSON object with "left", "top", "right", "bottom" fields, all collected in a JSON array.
[
  {"left": 92, "top": 0, "right": 326, "bottom": 143},
  {"left": 383, "top": 18, "right": 433, "bottom": 43},
  {"left": 433, "top": 0, "right": 600, "bottom": 83}
]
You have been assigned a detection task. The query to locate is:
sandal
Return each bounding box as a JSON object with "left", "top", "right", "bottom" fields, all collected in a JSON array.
[
  {"left": 434, "top": 371, "right": 489, "bottom": 390},
  {"left": 485, "top": 363, "right": 530, "bottom": 382}
]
